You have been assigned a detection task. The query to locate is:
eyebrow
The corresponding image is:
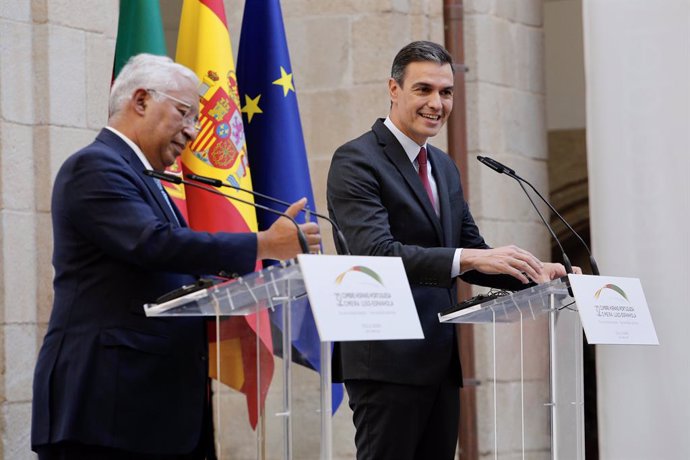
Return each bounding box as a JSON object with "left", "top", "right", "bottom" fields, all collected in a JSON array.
[{"left": 410, "top": 82, "right": 454, "bottom": 92}]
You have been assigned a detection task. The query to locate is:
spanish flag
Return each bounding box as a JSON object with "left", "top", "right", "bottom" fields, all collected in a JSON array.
[{"left": 176, "top": 0, "right": 274, "bottom": 429}]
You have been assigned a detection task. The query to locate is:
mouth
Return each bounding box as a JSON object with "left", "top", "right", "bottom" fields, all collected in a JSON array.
[
  {"left": 171, "top": 142, "right": 186, "bottom": 156},
  {"left": 419, "top": 112, "right": 442, "bottom": 122}
]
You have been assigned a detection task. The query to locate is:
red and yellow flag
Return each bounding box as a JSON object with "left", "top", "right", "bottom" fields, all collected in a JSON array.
[{"left": 176, "top": 0, "right": 273, "bottom": 429}]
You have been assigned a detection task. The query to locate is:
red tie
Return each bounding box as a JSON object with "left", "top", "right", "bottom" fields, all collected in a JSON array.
[{"left": 417, "top": 146, "right": 436, "bottom": 210}]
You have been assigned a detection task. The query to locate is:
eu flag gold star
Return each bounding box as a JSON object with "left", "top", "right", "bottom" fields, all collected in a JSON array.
[
  {"left": 241, "top": 94, "right": 263, "bottom": 123},
  {"left": 272, "top": 66, "right": 295, "bottom": 97}
]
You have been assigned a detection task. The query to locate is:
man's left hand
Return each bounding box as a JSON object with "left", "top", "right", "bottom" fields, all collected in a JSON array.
[{"left": 533, "top": 262, "right": 582, "bottom": 283}]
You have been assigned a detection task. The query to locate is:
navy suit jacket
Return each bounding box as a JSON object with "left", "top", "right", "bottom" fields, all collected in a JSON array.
[
  {"left": 32, "top": 129, "right": 257, "bottom": 454},
  {"left": 327, "top": 119, "right": 522, "bottom": 387}
]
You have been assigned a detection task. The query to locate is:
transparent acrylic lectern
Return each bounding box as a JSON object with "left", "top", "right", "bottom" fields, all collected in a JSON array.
[
  {"left": 439, "top": 277, "right": 585, "bottom": 460},
  {"left": 144, "top": 260, "right": 333, "bottom": 460}
]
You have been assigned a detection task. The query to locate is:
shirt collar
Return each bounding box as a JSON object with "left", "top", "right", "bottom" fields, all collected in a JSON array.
[
  {"left": 105, "top": 126, "right": 154, "bottom": 171},
  {"left": 383, "top": 116, "right": 428, "bottom": 164}
]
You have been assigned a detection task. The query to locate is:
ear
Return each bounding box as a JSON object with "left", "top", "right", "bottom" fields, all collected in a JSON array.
[
  {"left": 131, "top": 88, "right": 150, "bottom": 116},
  {"left": 388, "top": 78, "right": 399, "bottom": 104}
]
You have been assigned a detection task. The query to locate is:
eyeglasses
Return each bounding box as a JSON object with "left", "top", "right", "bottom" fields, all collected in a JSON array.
[{"left": 147, "top": 88, "right": 201, "bottom": 131}]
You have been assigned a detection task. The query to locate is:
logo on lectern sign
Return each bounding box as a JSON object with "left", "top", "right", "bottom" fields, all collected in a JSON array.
[{"left": 333, "top": 266, "right": 394, "bottom": 314}]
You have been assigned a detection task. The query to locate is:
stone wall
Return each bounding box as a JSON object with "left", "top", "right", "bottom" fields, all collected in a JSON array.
[
  {"left": 0, "top": 0, "right": 550, "bottom": 458},
  {"left": 1, "top": 1, "right": 118, "bottom": 458}
]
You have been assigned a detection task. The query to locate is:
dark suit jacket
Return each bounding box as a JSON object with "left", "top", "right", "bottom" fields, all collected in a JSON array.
[
  {"left": 327, "top": 119, "right": 522, "bottom": 387},
  {"left": 32, "top": 129, "right": 257, "bottom": 455}
]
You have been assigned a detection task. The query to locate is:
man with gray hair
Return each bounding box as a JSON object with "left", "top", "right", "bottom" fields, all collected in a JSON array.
[
  {"left": 31, "top": 54, "right": 320, "bottom": 459},
  {"left": 327, "top": 41, "right": 565, "bottom": 460}
]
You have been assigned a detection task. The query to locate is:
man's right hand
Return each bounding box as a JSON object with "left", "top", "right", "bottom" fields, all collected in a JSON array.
[
  {"left": 256, "top": 198, "right": 321, "bottom": 261},
  {"left": 460, "top": 245, "right": 544, "bottom": 284}
]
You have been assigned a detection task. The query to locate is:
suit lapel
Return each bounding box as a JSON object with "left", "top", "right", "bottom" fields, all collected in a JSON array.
[
  {"left": 373, "top": 121, "right": 444, "bottom": 243},
  {"left": 96, "top": 129, "right": 184, "bottom": 227}
]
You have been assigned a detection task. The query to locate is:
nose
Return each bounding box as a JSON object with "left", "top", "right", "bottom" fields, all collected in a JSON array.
[
  {"left": 427, "top": 91, "right": 442, "bottom": 109},
  {"left": 182, "top": 124, "right": 198, "bottom": 143}
]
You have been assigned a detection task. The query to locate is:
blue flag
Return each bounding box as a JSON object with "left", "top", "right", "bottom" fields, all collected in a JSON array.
[{"left": 236, "top": 0, "right": 343, "bottom": 414}]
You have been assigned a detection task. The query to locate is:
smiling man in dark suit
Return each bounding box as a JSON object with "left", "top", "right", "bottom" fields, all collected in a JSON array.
[
  {"left": 327, "top": 41, "right": 566, "bottom": 460},
  {"left": 31, "top": 54, "right": 320, "bottom": 460}
]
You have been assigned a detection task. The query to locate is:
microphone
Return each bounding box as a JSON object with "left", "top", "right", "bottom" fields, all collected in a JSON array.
[
  {"left": 186, "top": 173, "right": 351, "bottom": 255},
  {"left": 477, "top": 156, "right": 600, "bottom": 275},
  {"left": 143, "top": 170, "right": 310, "bottom": 255}
]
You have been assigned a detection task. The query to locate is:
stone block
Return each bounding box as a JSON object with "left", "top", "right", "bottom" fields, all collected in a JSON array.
[
  {"left": 514, "top": 24, "right": 545, "bottom": 94},
  {"left": 0, "top": 122, "right": 35, "bottom": 211},
  {"left": 35, "top": 125, "right": 100, "bottom": 213},
  {"left": 501, "top": 88, "right": 547, "bottom": 160},
  {"left": 409, "top": 14, "right": 431, "bottom": 43},
  {"left": 0, "top": 0, "right": 30, "bottom": 21},
  {"left": 4, "top": 324, "right": 36, "bottom": 402},
  {"left": 2, "top": 402, "right": 33, "bottom": 459},
  {"left": 428, "top": 0, "right": 444, "bottom": 18},
  {"left": 32, "top": 24, "right": 50, "bottom": 125},
  {"left": 480, "top": 451, "right": 550, "bottom": 460},
  {"left": 476, "top": 380, "right": 550, "bottom": 455},
  {"left": 0, "top": 325, "right": 4, "bottom": 400},
  {"left": 331, "top": 392, "right": 355, "bottom": 459},
  {"left": 309, "top": 156, "right": 336, "bottom": 255},
  {"left": 36, "top": 211, "right": 54, "bottom": 324},
  {"left": 47, "top": 24, "right": 87, "bottom": 127},
  {"left": 282, "top": 0, "right": 395, "bottom": 17},
  {"left": 285, "top": 16, "right": 351, "bottom": 90},
  {"left": 86, "top": 33, "right": 114, "bottom": 128},
  {"left": 45, "top": 0, "right": 117, "bottom": 34},
  {"left": 465, "top": 82, "right": 480, "bottom": 152},
  {"left": 429, "top": 18, "right": 446, "bottom": 46},
  {"left": 33, "top": 125, "right": 51, "bottom": 213},
  {"left": 517, "top": 0, "right": 544, "bottom": 27},
  {"left": 464, "top": 0, "right": 494, "bottom": 15},
  {"left": 299, "top": 85, "right": 389, "bottom": 161},
  {"left": 473, "top": 320, "right": 549, "bottom": 382},
  {"left": 210, "top": 358, "right": 354, "bottom": 459},
  {"left": 352, "top": 13, "right": 412, "bottom": 84},
  {"left": 0, "top": 19, "right": 34, "bottom": 124},
  {"left": 484, "top": 222, "right": 551, "bottom": 260},
  {"left": 466, "top": 81, "right": 502, "bottom": 156},
  {"left": 464, "top": 14, "right": 515, "bottom": 87},
  {"left": 493, "top": 0, "right": 543, "bottom": 27},
  {"left": 2, "top": 211, "right": 37, "bottom": 323}
]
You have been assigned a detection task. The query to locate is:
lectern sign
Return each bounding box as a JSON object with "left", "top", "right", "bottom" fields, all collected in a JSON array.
[
  {"left": 568, "top": 274, "right": 658, "bottom": 345},
  {"left": 298, "top": 254, "right": 423, "bottom": 341}
]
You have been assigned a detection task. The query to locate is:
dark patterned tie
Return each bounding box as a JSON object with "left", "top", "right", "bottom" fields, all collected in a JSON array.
[
  {"left": 417, "top": 146, "right": 437, "bottom": 211},
  {"left": 154, "top": 178, "right": 181, "bottom": 227}
]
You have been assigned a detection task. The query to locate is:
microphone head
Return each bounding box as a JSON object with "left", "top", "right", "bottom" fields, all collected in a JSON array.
[
  {"left": 186, "top": 173, "right": 223, "bottom": 188},
  {"left": 476, "top": 155, "right": 504, "bottom": 174},
  {"left": 144, "top": 169, "right": 183, "bottom": 184}
]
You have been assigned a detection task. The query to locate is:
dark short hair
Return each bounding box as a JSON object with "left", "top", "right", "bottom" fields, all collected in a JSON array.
[{"left": 391, "top": 41, "right": 454, "bottom": 86}]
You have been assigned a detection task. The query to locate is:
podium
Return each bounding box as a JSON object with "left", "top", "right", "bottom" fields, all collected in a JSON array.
[
  {"left": 439, "top": 277, "right": 585, "bottom": 460},
  {"left": 144, "top": 261, "right": 333, "bottom": 460}
]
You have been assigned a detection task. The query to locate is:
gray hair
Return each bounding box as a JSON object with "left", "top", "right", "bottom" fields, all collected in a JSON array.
[
  {"left": 390, "top": 41, "right": 454, "bottom": 86},
  {"left": 109, "top": 54, "right": 199, "bottom": 116}
]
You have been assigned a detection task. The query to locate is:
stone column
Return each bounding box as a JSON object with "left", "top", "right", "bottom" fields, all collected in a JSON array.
[{"left": 463, "top": 1, "right": 552, "bottom": 458}]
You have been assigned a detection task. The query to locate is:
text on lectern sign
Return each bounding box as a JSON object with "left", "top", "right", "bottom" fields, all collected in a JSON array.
[{"left": 297, "top": 254, "right": 423, "bottom": 342}]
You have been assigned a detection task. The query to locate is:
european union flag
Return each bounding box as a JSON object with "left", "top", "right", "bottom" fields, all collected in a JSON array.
[{"left": 236, "top": 0, "right": 343, "bottom": 414}]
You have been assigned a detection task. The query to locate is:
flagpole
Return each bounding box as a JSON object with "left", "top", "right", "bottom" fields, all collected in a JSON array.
[
  {"left": 319, "top": 341, "right": 333, "bottom": 460},
  {"left": 281, "top": 293, "right": 293, "bottom": 459}
]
